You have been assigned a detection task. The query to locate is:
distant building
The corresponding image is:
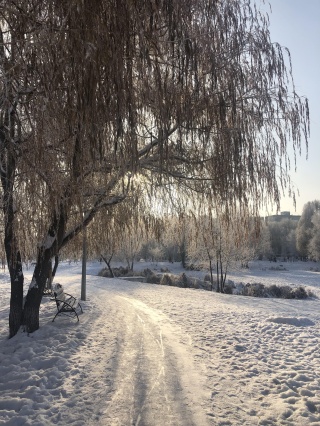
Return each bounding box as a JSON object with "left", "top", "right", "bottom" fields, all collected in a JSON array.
[{"left": 265, "top": 211, "right": 301, "bottom": 223}]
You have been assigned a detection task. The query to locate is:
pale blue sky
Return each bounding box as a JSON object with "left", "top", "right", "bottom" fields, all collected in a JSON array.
[{"left": 261, "top": 0, "right": 320, "bottom": 215}]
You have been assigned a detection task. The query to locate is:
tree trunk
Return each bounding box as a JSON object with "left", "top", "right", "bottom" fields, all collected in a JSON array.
[
  {"left": 52, "top": 255, "right": 59, "bottom": 279},
  {"left": 219, "top": 251, "right": 224, "bottom": 292},
  {"left": 101, "top": 254, "right": 114, "bottom": 277},
  {"left": 209, "top": 259, "right": 214, "bottom": 291},
  {"left": 8, "top": 251, "right": 24, "bottom": 338},
  {"left": 44, "top": 259, "right": 53, "bottom": 293},
  {"left": 216, "top": 258, "right": 220, "bottom": 293},
  {"left": 22, "top": 298, "right": 41, "bottom": 334},
  {"left": 23, "top": 206, "right": 67, "bottom": 333},
  {"left": 180, "top": 237, "right": 187, "bottom": 269},
  {"left": 23, "top": 249, "right": 52, "bottom": 333}
]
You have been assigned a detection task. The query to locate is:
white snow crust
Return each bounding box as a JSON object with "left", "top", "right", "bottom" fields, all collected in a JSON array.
[{"left": 0, "top": 260, "right": 320, "bottom": 425}]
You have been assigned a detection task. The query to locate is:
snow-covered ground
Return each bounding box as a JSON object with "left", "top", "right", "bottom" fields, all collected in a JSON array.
[{"left": 0, "top": 260, "right": 320, "bottom": 425}]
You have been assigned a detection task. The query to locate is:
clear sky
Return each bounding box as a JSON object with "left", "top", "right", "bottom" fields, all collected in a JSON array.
[{"left": 260, "top": 0, "right": 320, "bottom": 215}]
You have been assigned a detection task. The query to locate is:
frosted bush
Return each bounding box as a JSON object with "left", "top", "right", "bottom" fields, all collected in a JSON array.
[
  {"left": 243, "top": 283, "right": 266, "bottom": 297},
  {"left": 160, "top": 274, "right": 173, "bottom": 286}
]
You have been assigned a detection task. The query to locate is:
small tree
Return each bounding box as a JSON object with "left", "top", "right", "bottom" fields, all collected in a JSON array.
[
  {"left": 188, "top": 214, "right": 226, "bottom": 292},
  {"left": 189, "top": 212, "right": 261, "bottom": 292},
  {"left": 88, "top": 210, "right": 123, "bottom": 278}
]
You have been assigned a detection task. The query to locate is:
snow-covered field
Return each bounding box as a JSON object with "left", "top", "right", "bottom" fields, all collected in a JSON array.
[{"left": 0, "top": 260, "right": 320, "bottom": 425}]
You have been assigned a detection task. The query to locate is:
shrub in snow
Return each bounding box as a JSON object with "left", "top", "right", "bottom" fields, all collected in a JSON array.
[
  {"left": 224, "top": 280, "right": 235, "bottom": 294},
  {"left": 113, "top": 266, "right": 130, "bottom": 277},
  {"left": 186, "top": 263, "right": 201, "bottom": 271},
  {"left": 98, "top": 268, "right": 109, "bottom": 277},
  {"left": 189, "top": 278, "right": 211, "bottom": 291},
  {"left": 233, "top": 282, "right": 245, "bottom": 295},
  {"left": 159, "top": 273, "right": 209, "bottom": 290},
  {"left": 177, "top": 273, "right": 189, "bottom": 288},
  {"left": 98, "top": 266, "right": 133, "bottom": 278},
  {"left": 237, "top": 283, "right": 313, "bottom": 299},
  {"left": 277, "top": 285, "right": 309, "bottom": 299},
  {"left": 160, "top": 274, "right": 173, "bottom": 286},
  {"left": 142, "top": 268, "right": 153, "bottom": 277},
  {"left": 269, "top": 265, "right": 287, "bottom": 271},
  {"left": 268, "top": 284, "right": 283, "bottom": 298},
  {"left": 165, "top": 273, "right": 186, "bottom": 288},
  {"left": 278, "top": 285, "right": 294, "bottom": 298},
  {"left": 243, "top": 283, "right": 266, "bottom": 297},
  {"left": 142, "top": 269, "right": 161, "bottom": 284},
  {"left": 202, "top": 281, "right": 213, "bottom": 291},
  {"left": 149, "top": 275, "right": 162, "bottom": 284},
  {"left": 291, "top": 286, "right": 308, "bottom": 299}
]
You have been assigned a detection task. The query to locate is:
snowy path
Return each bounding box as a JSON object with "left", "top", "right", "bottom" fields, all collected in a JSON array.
[
  {"left": 25, "top": 273, "right": 211, "bottom": 425},
  {"left": 95, "top": 294, "right": 209, "bottom": 425}
]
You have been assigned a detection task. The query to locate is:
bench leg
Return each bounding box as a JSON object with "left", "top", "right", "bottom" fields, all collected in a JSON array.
[
  {"left": 52, "top": 308, "right": 80, "bottom": 322},
  {"left": 52, "top": 311, "right": 59, "bottom": 322}
]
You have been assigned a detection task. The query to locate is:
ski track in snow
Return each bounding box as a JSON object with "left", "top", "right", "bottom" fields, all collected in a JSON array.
[{"left": 0, "top": 261, "right": 320, "bottom": 425}]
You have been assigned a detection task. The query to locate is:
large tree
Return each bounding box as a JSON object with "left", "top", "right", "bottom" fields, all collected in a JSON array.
[{"left": 0, "top": 0, "right": 309, "bottom": 336}]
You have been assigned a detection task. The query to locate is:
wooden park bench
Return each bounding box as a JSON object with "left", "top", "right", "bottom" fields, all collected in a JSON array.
[{"left": 52, "top": 283, "right": 83, "bottom": 322}]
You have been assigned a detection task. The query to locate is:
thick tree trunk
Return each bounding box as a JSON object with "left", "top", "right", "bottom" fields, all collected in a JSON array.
[
  {"left": 22, "top": 299, "right": 40, "bottom": 334},
  {"left": 23, "top": 249, "right": 52, "bottom": 333},
  {"left": 23, "top": 207, "right": 67, "bottom": 333},
  {"left": 8, "top": 251, "right": 24, "bottom": 338},
  {"left": 23, "top": 252, "right": 51, "bottom": 333}
]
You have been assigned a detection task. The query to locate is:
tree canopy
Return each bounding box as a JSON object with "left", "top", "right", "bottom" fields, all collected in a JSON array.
[{"left": 0, "top": 0, "right": 310, "bottom": 335}]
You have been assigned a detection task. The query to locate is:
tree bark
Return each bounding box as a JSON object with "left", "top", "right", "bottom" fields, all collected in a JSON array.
[
  {"left": 23, "top": 248, "right": 53, "bottom": 333},
  {"left": 8, "top": 251, "right": 24, "bottom": 338},
  {"left": 23, "top": 209, "right": 66, "bottom": 333}
]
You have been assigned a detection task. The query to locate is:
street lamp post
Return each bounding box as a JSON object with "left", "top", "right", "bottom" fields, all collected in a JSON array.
[{"left": 81, "top": 225, "right": 87, "bottom": 301}]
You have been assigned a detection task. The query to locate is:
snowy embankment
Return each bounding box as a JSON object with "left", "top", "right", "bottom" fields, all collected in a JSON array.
[{"left": 0, "top": 261, "right": 320, "bottom": 425}]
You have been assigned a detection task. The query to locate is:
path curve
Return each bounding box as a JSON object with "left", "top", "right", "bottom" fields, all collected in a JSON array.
[{"left": 96, "top": 293, "right": 210, "bottom": 425}]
